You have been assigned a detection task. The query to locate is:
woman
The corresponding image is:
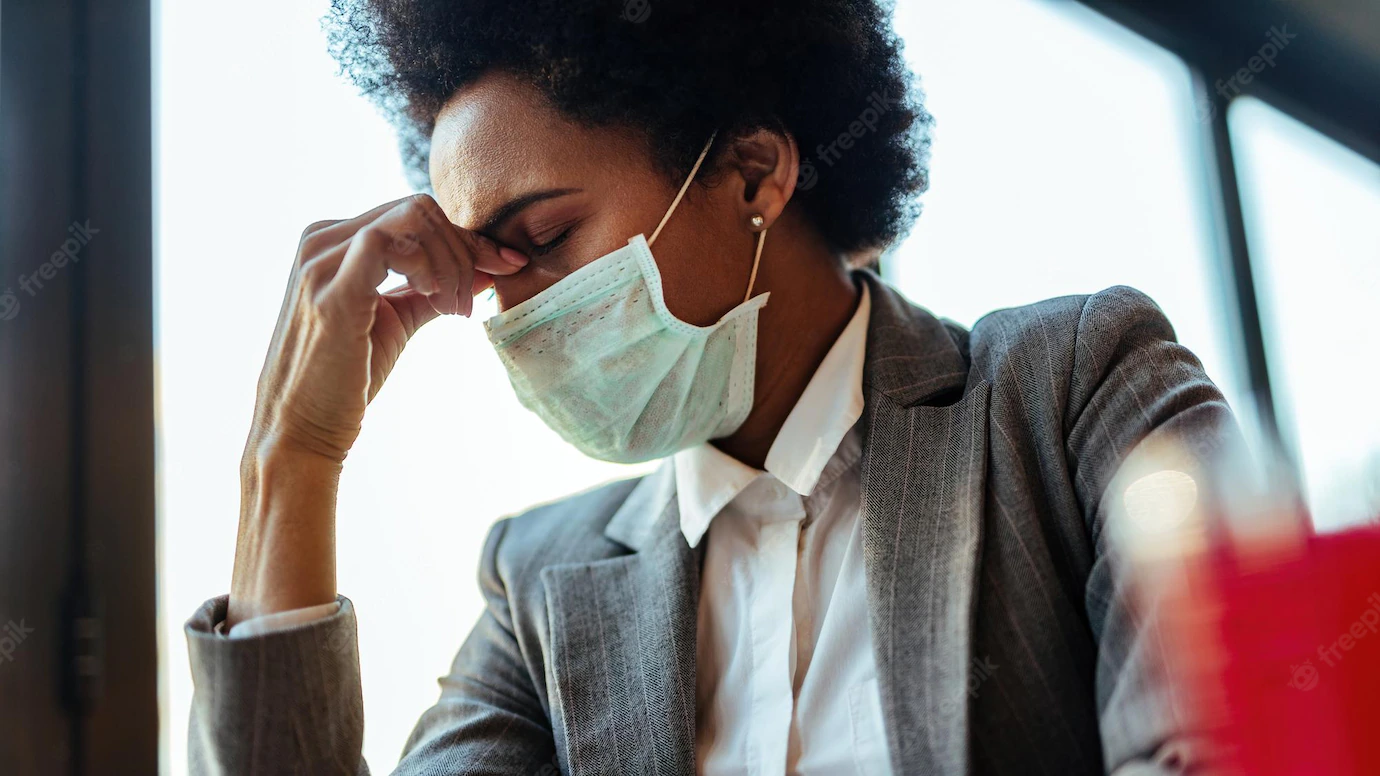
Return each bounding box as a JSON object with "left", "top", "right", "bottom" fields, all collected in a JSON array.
[{"left": 186, "top": 1, "right": 1238, "bottom": 773}]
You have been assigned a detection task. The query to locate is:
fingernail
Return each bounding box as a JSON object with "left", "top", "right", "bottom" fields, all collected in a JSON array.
[{"left": 499, "top": 247, "right": 529, "bottom": 268}]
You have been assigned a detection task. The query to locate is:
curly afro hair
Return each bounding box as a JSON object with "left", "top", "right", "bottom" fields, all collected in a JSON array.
[{"left": 326, "top": 0, "right": 932, "bottom": 255}]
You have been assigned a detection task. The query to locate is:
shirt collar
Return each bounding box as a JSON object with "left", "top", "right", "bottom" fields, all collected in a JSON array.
[{"left": 673, "top": 283, "right": 871, "bottom": 548}]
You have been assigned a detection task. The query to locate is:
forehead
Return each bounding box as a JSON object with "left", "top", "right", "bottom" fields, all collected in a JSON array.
[{"left": 428, "top": 73, "right": 648, "bottom": 228}]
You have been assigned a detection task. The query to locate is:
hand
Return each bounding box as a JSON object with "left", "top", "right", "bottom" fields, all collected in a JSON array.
[
  {"left": 246, "top": 194, "right": 528, "bottom": 466},
  {"left": 228, "top": 195, "right": 527, "bottom": 627}
]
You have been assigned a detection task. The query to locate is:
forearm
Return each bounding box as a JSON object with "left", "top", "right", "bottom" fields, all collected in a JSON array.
[{"left": 228, "top": 445, "right": 342, "bottom": 629}]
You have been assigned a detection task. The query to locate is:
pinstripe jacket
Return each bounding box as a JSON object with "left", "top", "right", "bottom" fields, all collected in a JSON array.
[{"left": 186, "top": 272, "right": 1238, "bottom": 775}]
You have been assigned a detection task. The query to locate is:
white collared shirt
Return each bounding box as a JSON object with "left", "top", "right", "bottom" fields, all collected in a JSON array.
[{"left": 678, "top": 284, "right": 891, "bottom": 776}]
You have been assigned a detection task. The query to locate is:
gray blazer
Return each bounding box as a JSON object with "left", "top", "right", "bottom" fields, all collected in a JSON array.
[{"left": 186, "top": 272, "right": 1238, "bottom": 775}]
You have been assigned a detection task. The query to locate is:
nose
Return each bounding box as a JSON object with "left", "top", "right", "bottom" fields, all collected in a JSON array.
[{"left": 488, "top": 264, "right": 568, "bottom": 312}]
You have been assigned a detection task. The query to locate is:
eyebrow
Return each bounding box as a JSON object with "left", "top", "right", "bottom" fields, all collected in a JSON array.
[{"left": 478, "top": 188, "right": 583, "bottom": 236}]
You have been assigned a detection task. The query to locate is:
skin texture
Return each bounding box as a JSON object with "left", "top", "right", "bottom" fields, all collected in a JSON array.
[{"left": 229, "top": 71, "right": 859, "bottom": 626}]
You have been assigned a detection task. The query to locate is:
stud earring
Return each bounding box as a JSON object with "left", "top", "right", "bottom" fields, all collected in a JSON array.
[{"left": 750, "top": 214, "right": 765, "bottom": 230}]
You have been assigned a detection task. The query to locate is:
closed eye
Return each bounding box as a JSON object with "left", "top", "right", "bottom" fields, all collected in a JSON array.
[{"left": 530, "top": 227, "right": 574, "bottom": 257}]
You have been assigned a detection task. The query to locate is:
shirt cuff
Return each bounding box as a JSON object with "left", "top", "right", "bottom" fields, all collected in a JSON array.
[{"left": 215, "top": 601, "right": 343, "bottom": 639}]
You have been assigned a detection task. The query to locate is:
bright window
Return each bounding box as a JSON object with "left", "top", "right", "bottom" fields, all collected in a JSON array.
[
  {"left": 1229, "top": 97, "right": 1380, "bottom": 532},
  {"left": 887, "top": 0, "right": 1243, "bottom": 418}
]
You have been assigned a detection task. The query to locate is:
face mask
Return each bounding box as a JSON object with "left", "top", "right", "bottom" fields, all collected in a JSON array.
[{"left": 483, "top": 133, "right": 769, "bottom": 464}]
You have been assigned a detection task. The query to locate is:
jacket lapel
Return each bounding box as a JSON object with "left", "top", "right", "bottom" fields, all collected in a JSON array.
[
  {"left": 542, "top": 273, "right": 989, "bottom": 776},
  {"left": 543, "top": 462, "right": 702, "bottom": 776},
  {"left": 857, "top": 272, "right": 990, "bottom": 776}
]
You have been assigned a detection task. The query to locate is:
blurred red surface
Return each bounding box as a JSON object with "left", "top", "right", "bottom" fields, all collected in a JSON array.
[{"left": 1185, "top": 526, "right": 1380, "bottom": 774}]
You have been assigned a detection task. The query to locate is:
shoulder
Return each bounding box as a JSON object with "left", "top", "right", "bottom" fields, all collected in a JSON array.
[
  {"left": 483, "top": 475, "right": 641, "bottom": 583},
  {"left": 968, "top": 285, "right": 1173, "bottom": 365},
  {"left": 965, "top": 285, "right": 1177, "bottom": 393}
]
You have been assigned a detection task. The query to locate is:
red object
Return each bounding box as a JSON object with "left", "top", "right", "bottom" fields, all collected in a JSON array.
[{"left": 1198, "top": 527, "right": 1380, "bottom": 775}]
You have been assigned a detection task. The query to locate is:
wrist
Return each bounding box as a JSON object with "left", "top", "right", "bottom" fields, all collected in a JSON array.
[
  {"left": 230, "top": 436, "right": 342, "bottom": 628},
  {"left": 242, "top": 432, "right": 348, "bottom": 483}
]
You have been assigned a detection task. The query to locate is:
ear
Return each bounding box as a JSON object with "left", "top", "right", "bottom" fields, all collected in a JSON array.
[{"left": 724, "top": 129, "right": 799, "bottom": 232}]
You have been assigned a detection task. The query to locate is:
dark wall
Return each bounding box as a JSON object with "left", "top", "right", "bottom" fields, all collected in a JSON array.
[{"left": 0, "top": 1, "right": 157, "bottom": 773}]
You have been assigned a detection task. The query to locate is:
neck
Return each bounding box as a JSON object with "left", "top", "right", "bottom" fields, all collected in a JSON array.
[{"left": 713, "top": 222, "right": 861, "bottom": 470}]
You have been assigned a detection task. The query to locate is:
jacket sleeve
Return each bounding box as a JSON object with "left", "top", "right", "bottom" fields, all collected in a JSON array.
[
  {"left": 395, "top": 516, "right": 560, "bottom": 774},
  {"left": 185, "top": 517, "right": 557, "bottom": 775},
  {"left": 185, "top": 595, "right": 369, "bottom": 775},
  {"left": 1063, "top": 286, "right": 1241, "bottom": 775}
]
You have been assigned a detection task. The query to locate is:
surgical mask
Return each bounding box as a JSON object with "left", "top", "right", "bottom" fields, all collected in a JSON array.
[{"left": 483, "top": 133, "right": 769, "bottom": 464}]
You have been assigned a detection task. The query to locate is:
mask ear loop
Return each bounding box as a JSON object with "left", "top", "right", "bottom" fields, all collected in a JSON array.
[
  {"left": 743, "top": 228, "right": 766, "bottom": 303},
  {"left": 649, "top": 131, "right": 719, "bottom": 248},
  {"left": 648, "top": 130, "right": 767, "bottom": 305}
]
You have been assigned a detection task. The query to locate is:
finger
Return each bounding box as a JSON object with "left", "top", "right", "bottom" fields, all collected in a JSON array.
[
  {"left": 380, "top": 288, "right": 443, "bottom": 339},
  {"left": 451, "top": 231, "right": 528, "bottom": 317},
  {"left": 463, "top": 230, "right": 528, "bottom": 277},
  {"left": 371, "top": 197, "right": 464, "bottom": 315},
  {"left": 400, "top": 220, "right": 463, "bottom": 315},
  {"left": 425, "top": 225, "right": 478, "bottom": 318},
  {"left": 308, "top": 196, "right": 415, "bottom": 248},
  {"left": 382, "top": 274, "right": 494, "bottom": 319},
  {"left": 453, "top": 233, "right": 478, "bottom": 318},
  {"left": 406, "top": 196, "right": 470, "bottom": 316},
  {"left": 328, "top": 225, "right": 440, "bottom": 312},
  {"left": 299, "top": 233, "right": 352, "bottom": 288},
  {"left": 471, "top": 271, "right": 495, "bottom": 298}
]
